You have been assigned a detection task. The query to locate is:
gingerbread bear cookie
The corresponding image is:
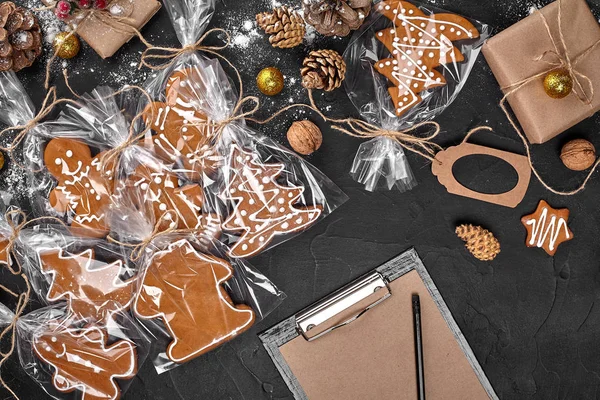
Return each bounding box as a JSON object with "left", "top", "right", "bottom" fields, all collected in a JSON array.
[
  {"left": 521, "top": 200, "right": 573, "bottom": 256},
  {"left": 44, "top": 137, "right": 116, "bottom": 238},
  {"left": 37, "top": 247, "right": 135, "bottom": 324},
  {"left": 33, "top": 324, "right": 137, "bottom": 400},
  {"left": 134, "top": 239, "right": 255, "bottom": 362},
  {"left": 117, "top": 164, "right": 221, "bottom": 243},
  {"left": 374, "top": 0, "right": 479, "bottom": 117},
  {"left": 141, "top": 68, "right": 220, "bottom": 180},
  {"left": 222, "top": 145, "right": 323, "bottom": 258}
]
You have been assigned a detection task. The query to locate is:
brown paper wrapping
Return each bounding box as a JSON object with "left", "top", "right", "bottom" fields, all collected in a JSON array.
[
  {"left": 77, "top": 0, "right": 160, "bottom": 59},
  {"left": 482, "top": 0, "right": 600, "bottom": 144}
]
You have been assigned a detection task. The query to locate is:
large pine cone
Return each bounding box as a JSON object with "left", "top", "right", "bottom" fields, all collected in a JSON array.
[
  {"left": 256, "top": 6, "right": 305, "bottom": 49},
  {"left": 0, "top": 1, "right": 42, "bottom": 72},
  {"left": 456, "top": 224, "right": 501, "bottom": 262},
  {"left": 301, "top": 49, "right": 346, "bottom": 92},
  {"left": 304, "top": 0, "right": 371, "bottom": 37}
]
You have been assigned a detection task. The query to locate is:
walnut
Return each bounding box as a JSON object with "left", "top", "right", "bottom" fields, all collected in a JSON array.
[
  {"left": 560, "top": 139, "right": 596, "bottom": 171},
  {"left": 286, "top": 120, "right": 323, "bottom": 155}
]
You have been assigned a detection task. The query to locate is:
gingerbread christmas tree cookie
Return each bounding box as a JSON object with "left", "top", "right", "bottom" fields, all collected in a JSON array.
[
  {"left": 222, "top": 145, "right": 323, "bottom": 258},
  {"left": 134, "top": 240, "right": 255, "bottom": 362},
  {"left": 374, "top": 0, "right": 479, "bottom": 117},
  {"left": 44, "top": 137, "right": 116, "bottom": 238},
  {"left": 38, "top": 248, "right": 135, "bottom": 324},
  {"left": 141, "top": 68, "right": 220, "bottom": 180},
  {"left": 521, "top": 200, "right": 573, "bottom": 256},
  {"left": 33, "top": 325, "right": 137, "bottom": 400}
]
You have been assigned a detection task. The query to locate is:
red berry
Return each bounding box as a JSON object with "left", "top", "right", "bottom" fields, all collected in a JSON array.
[
  {"left": 78, "top": 0, "right": 91, "bottom": 8},
  {"left": 94, "top": 0, "right": 106, "bottom": 9},
  {"left": 54, "top": 7, "right": 69, "bottom": 20},
  {"left": 56, "top": 0, "right": 71, "bottom": 12}
]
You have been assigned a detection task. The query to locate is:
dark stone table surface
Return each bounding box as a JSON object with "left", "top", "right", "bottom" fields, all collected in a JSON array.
[{"left": 3, "top": 0, "right": 600, "bottom": 399}]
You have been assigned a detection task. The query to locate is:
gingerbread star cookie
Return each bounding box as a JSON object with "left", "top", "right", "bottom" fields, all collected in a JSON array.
[
  {"left": 44, "top": 137, "right": 116, "bottom": 238},
  {"left": 37, "top": 247, "right": 135, "bottom": 324},
  {"left": 33, "top": 324, "right": 137, "bottom": 400},
  {"left": 141, "top": 68, "right": 220, "bottom": 180},
  {"left": 521, "top": 200, "right": 573, "bottom": 256},
  {"left": 374, "top": 0, "right": 479, "bottom": 117},
  {"left": 134, "top": 239, "right": 255, "bottom": 363}
]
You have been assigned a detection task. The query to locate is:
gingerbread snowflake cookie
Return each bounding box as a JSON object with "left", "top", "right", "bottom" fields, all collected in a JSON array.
[
  {"left": 222, "top": 145, "right": 323, "bottom": 258},
  {"left": 141, "top": 68, "right": 221, "bottom": 180},
  {"left": 374, "top": 0, "right": 479, "bottom": 117},
  {"left": 44, "top": 138, "right": 116, "bottom": 238},
  {"left": 521, "top": 200, "right": 573, "bottom": 256},
  {"left": 37, "top": 247, "right": 135, "bottom": 324},
  {"left": 33, "top": 324, "right": 137, "bottom": 400},
  {"left": 134, "top": 240, "right": 255, "bottom": 362}
]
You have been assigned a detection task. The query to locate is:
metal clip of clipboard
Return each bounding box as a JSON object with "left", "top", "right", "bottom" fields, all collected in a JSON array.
[{"left": 295, "top": 272, "right": 391, "bottom": 342}]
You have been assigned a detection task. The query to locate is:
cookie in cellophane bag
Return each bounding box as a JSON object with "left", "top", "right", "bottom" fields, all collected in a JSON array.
[
  {"left": 343, "top": 0, "right": 489, "bottom": 191},
  {"left": 16, "top": 305, "right": 150, "bottom": 400},
  {"left": 23, "top": 86, "right": 138, "bottom": 239},
  {"left": 16, "top": 223, "right": 138, "bottom": 326}
]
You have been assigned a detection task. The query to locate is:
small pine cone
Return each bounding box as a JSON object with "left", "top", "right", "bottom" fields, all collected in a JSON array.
[
  {"left": 256, "top": 6, "right": 305, "bottom": 49},
  {"left": 300, "top": 49, "right": 346, "bottom": 92},
  {"left": 456, "top": 224, "right": 500, "bottom": 261},
  {"left": 0, "top": 1, "right": 42, "bottom": 72}
]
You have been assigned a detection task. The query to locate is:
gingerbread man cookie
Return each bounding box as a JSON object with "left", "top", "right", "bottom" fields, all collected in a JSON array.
[
  {"left": 0, "top": 237, "right": 11, "bottom": 269},
  {"left": 134, "top": 239, "right": 255, "bottom": 363},
  {"left": 44, "top": 138, "right": 116, "bottom": 238},
  {"left": 33, "top": 325, "right": 137, "bottom": 400},
  {"left": 521, "top": 200, "right": 573, "bottom": 256},
  {"left": 38, "top": 247, "right": 135, "bottom": 324},
  {"left": 118, "top": 164, "right": 221, "bottom": 242},
  {"left": 374, "top": 1, "right": 479, "bottom": 117},
  {"left": 222, "top": 145, "right": 323, "bottom": 258},
  {"left": 141, "top": 68, "right": 220, "bottom": 180}
]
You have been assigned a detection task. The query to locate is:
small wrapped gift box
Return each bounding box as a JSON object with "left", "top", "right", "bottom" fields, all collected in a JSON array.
[
  {"left": 77, "top": 0, "right": 160, "bottom": 59},
  {"left": 482, "top": 0, "right": 600, "bottom": 144}
]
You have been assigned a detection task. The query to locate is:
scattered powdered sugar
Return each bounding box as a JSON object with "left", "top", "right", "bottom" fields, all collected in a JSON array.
[{"left": 230, "top": 19, "right": 261, "bottom": 49}]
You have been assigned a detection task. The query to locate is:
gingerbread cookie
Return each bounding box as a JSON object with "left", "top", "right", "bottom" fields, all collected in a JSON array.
[
  {"left": 222, "top": 145, "right": 323, "bottom": 258},
  {"left": 134, "top": 239, "right": 255, "bottom": 362},
  {"left": 44, "top": 137, "right": 116, "bottom": 238},
  {"left": 33, "top": 325, "right": 137, "bottom": 400},
  {"left": 521, "top": 200, "right": 573, "bottom": 256},
  {"left": 141, "top": 68, "right": 220, "bottom": 180},
  {"left": 0, "top": 237, "right": 11, "bottom": 269},
  {"left": 118, "top": 164, "right": 221, "bottom": 242},
  {"left": 37, "top": 248, "right": 135, "bottom": 324},
  {"left": 374, "top": 0, "right": 479, "bottom": 117}
]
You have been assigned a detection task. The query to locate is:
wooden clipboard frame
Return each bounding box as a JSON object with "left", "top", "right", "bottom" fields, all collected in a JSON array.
[{"left": 259, "top": 248, "right": 499, "bottom": 400}]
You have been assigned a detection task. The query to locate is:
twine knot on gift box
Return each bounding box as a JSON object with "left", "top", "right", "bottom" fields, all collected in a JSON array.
[{"left": 499, "top": 0, "right": 600, "bottom": 196}]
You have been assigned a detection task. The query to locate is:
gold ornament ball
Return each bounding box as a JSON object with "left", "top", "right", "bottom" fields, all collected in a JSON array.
[
  {"left": 257, "top": 67, "right": 284, "bottom": 96},
  {"left": 543, "top": 69, "right": 573, "bottom": 99},
  {"left": 0, "top": 151, "right": 5, "bottom": 171},
  {"left": 53, "top": 32, "right": 81, "bottom": 59}
]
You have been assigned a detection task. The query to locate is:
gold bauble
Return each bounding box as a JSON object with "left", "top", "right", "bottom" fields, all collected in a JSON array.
[
  {"left": 543, "top": 69, "right": 573, "bottom": 99},
  {"left": 0, "top": 151, "right": 5, "bottom": 171},
  {"left": 53, "top": 32, "right": 81, "bottom": 59},
  {"left": 257, "top": 67, "right": 284, "bottom": 96}
]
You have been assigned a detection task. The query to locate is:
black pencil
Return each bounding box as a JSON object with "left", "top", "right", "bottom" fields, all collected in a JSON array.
[{"left": 413, "top": 294, "right": 426, "bottom": 400}]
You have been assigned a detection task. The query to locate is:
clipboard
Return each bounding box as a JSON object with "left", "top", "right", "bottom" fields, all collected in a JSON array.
[{"left": 259, "top": 248, "right": 499, "bottom": 400}]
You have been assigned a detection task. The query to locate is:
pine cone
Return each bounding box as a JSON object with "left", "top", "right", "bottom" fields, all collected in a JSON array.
[
  {"left": 256, "top": 6, "right": 305, "bottom": 49},
  {"left": 0, "top": 1, "right": 42, "bottom": 72},
  {"left": 456, "top": 224, "right": 500, "bottom": 262},
  {"left": 304, "top": 0, "right": 371, "bottom": 37},
  {"left": 301, "top": 49, "right": 346, "bottom": 92}
]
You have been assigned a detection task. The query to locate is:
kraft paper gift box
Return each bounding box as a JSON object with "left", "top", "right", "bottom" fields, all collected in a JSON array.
[
  {"left": 482, "top": 0, "right": 600, "bottom": 144},
  {"left": 77, "top": 0, "right": 161, "bottom": 59}
]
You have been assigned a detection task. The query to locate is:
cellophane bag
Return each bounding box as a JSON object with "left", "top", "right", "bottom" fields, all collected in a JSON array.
[
  {"left": 16, "top": 223, "right": 139, "bottom": 326},
  {"left": 141, "top": 56, "right": 348, "bottom": 259},
  {"left": 0, "top": 302, "right": 13, "bottom": 327},
  {"left": 0, "top": 71, "right": 36, "bottom": 129},
  {"left": 343, "top": 0, "right": 489, "bottom": 191},
  {"left": 16, "top": 305, "right": 150, "bottom": 400},
  {"left": 108, "top": 160, "right": 286, "bottom": 373},
  {"left": 23, "top": 86, "right": 137, "bottom": 238}
]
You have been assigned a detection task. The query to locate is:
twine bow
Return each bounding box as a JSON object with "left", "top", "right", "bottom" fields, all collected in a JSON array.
[
  {"left": 139, "top": 28, "right": 231, "bottom": 70},
  {"left": 500, "top": 0, "right": 600, "bottom": 196}
]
